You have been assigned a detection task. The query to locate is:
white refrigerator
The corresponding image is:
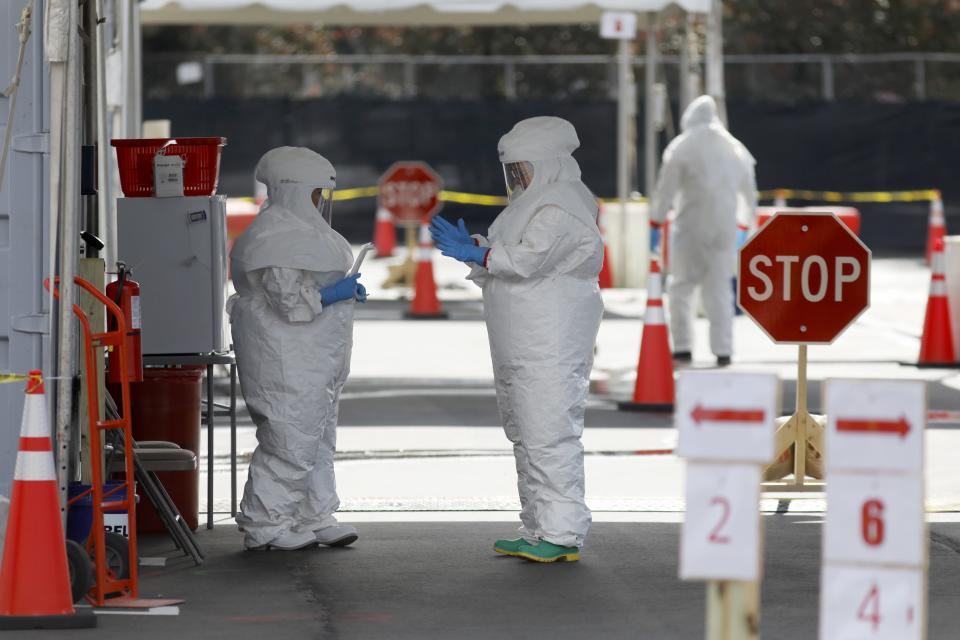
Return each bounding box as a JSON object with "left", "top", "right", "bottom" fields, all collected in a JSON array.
[{"left": 117, "top": 196, "right": 228, "bottom": 355}]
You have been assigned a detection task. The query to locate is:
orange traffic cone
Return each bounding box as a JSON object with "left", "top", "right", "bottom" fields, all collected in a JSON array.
[
  {"left": 917, "top": 237, "right": 956, "bottom": 366},
  {"left": 597, "top": 204, "right": 613, "bottom": 288},
  {"left": 926, "top": 190, "right": 946, "bottom": 265},
  {"left": 773, "top": 189, "right": 788, "bottom": 208},
  {"left": 405, "top": 223, "right": 448, "bottom": 319},
  {"left": 599, "top": 247, "right": 614, "bottom": 289},
  {"left": 0, "top": 372, "right": 95, "bottom": 629},
  {"left": 618, "top": 259, "right": 675, "bottom": 411},
  {"left": 373, "top": 207, "right": 396, "bottom": 258}
]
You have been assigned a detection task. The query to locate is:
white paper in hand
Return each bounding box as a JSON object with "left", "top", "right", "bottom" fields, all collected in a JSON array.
[{"left": 350, "top": 242, "right": 375, "bottom": 276}]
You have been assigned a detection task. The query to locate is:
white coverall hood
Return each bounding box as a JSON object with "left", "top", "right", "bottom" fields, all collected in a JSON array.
[
  {"left": 230, "top": 146, "right": 354, "bottom": 547},
  {"left": 471, "top": 116, "right": 603, "bottom": 548},
  {"left": 680, "top": 94, "right": 721, "bottom": 131},
  {"left": 232, "top": 147, "right": 350, "bottom": 275},
  {"left": 651, "top": 95, "right": 758, "bottom": 359},
  {"left": 498, "top": 116, "right": 584, "bottom": 206}
]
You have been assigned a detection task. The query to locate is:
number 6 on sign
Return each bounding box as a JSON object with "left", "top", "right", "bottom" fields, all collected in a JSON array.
[{"left": 680, "top": 463, "right": 762, "bottom": 582}]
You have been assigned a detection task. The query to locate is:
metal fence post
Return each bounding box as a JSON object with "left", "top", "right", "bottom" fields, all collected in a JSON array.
[
  {"left": 821, "top": 57, "right": 834, "bottom": 101},
  {"left": 915, "top": 58, "right": 926, "bottom": 101},
  {"left": 404, "top": 59, "right": 417, "bottom": 98},
  {"left": 504, "top": 60, "right": 517, "bottom": 100},
  {"left": 203, "top": 58, "right": 215, "bottom": 98}
]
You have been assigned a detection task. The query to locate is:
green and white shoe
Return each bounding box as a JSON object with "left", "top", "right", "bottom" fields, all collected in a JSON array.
[
  {"left": 493, "top": 538, "right": 531, "bottom": 557},
  {"left": 516, "top": 540, "right": 580, "bottom": 563}
]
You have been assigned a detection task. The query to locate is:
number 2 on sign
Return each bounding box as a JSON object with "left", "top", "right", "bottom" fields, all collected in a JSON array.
[
  {"left": 861, "top": 499, "right": 885, "bottom": 546},
  {"left": 857, "top": 583, "right": 881, "bottom": 631},
  {"left": 708, "top": 496, "right": 731, "bottom": 544}
]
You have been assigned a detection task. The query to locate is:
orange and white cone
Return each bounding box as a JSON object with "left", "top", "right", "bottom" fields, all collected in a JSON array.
[
  {"left": 917, "top": 237, "right": 956, "bottom": 366},
  {"left": 405, "top": 223, "right": 448, "bottom": 319},
  {"left": 618, "top": 258, "right": 675, "bottom": 411},
  {"left": 598, "top": 205, "right": 614, "bottom": 289},
  {"left": 598, "top": 246, "right": 614, "bottom": 289},
  {"left": 0, "top": 372, "right": 95, "bottom": 629},
  {"left": 926, "top": 191, "right": 946, "bottom": 265},
  {"left": 774, "top": 189, "right": 788, "bottom": 208},
  {"left": 373, "top": 207, "right": 396, "bottom": 258}
]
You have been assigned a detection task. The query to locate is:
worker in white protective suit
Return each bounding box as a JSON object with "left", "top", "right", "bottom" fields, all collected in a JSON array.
[
  {"left": 229, "top": 147, "right": 366, "bottom": 551},
  {"left": 430, "top": 117, "right": 603, "bottom": 563},
  {"left": 650, "top": 95, "right": 757, "bottom": 366}
]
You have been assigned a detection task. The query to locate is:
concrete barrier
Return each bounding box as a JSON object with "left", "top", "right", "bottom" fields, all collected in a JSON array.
[{"left": 602, "top": 201, "right": 650, "bottom": 288}]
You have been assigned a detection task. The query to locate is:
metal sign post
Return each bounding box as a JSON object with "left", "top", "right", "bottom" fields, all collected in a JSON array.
[{"left": 378, "top": 161, "right": 443, "bottom": 289}]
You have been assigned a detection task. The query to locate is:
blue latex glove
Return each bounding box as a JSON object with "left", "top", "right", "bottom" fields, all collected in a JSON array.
[
  {"left": 650, "top": 227, "right": 661, "bottom": 253},
  {"left": 430, "top": 216, "right": 472, "bottom": 247},
  {"left": 320, "top": 273, "right": 362, "bottom": 305},
  {"left": 436, "top": 238, "right": 489, "bottom": 265},
  {"left": 355, "top": 283, "right": 368, "bottom": 303}
]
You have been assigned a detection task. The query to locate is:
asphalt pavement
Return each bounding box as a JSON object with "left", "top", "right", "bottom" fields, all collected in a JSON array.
[{"left": 22, "top": 255, "right": 960, "bottom": 638}]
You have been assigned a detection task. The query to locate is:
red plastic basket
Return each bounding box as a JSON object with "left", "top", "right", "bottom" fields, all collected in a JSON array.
[{"left": 111, "top": 137, "right": 227, "bottom": 197}]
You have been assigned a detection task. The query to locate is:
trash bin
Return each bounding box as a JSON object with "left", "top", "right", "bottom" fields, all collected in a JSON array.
[
  {"left": 66, "top": 481, "right": 136, "bottom": 543},
  {"left": 113, "top": 366, "right": 203, "bottom": 532}
]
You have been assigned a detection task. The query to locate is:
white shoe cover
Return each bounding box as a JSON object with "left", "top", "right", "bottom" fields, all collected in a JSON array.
[
  {"left": 314, "top": 523, "right": 358, "bottom": 547},
  {"left": 246, "top": 528, "right": 318, "bottom": 551}
]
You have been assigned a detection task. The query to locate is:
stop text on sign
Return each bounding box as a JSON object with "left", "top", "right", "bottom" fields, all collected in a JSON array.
[
  {"left": 380, "top": 181, "right": 439, "bottom": 210},
  {"left": 378, "top": 161, "right": 443, "bottom": 224},
  {"left": 744, "top": 254, "right": 862, "bottom": 303},
  {"left": 738, "top": 212, "right": 871, "bottom": 344}
]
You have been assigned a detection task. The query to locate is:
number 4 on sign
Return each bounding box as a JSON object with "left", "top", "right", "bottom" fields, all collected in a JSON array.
[
  {"left": 820, "top": 565, "right": 924, "bottom": 640},
  {"left": 857, "top": 583, "right": 881, "bottom": 632}
]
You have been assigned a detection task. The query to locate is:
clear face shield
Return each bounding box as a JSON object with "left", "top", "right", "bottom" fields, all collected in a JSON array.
[
  {"left": 502, "top": 161, "right": 534, "bottom": 199},
  {"left": 312, "top": 187, "right": 335, "bottom": 225}
]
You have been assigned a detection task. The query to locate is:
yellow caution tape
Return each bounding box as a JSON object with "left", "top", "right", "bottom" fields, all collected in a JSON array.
[
  {"left": 439, "top": 190, "right": 507, "bottom": 206},
  {"left": 239, "top": 186, "right": 943, "bottom": 208},
  {"left": 0, "top": 373, "right": 28, "bottom": 384},
  {"left": 599, "top": 196, "right": 649, "bottom": 205},
  {"left": 333, "top": 186, "right": 380, "bottom": 202},
  {"left": 760, "top": 188, "right": 941, "bottom": 204}
]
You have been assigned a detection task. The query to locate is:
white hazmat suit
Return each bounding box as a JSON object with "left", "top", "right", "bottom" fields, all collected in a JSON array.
[
  {"left": 651, "top": 96, "right": 757, "bottom": 360},
  {"left": 229, "top": 147, "right": 355, "bottom": 549},
  {"left": 468, "top": 117, "right": 604, "bottom": 548}
]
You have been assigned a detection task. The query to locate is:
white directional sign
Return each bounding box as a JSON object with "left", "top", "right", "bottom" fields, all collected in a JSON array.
[
  {"left": 820, "top": 378, "right": 927, "bottom": 640},
  {"left": 676, "top": 371, "right": 780, "bottom": 463},
  {"left": 680, "top": 462, "right": 763, "bottom": 581},
  {"left": 600, "top": 11, "right": 637, "bottom": 39},
  {"left": 825, "top": 379, "right": 925, "bottom": 473},
  {"left": 820, "top": 565, "right": 924, "bottom": 640},
  {"left": 823, "top": 474, "right": 925, "bottom": 566}
]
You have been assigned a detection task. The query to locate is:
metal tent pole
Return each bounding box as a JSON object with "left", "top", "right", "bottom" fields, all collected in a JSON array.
[
  {"left": 644, "top": 12, "right": 658, "bottom": 198},
  {"left": 706, "top": 0, "right": 727, "bottom": 125}
]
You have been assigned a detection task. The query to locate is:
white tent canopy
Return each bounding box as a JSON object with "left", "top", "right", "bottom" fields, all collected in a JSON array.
[{"left": 140, "top": 1, "right": 710, "bottom": 26}]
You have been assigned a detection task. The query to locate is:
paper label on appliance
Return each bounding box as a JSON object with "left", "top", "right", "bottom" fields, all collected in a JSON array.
[{"left": 153, "top": 153, "right": 184, "bottom": 197}]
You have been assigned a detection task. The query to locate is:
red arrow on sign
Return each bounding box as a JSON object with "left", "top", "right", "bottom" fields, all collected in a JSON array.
[
  {"left": 691, "top": 405, "right": 766, "bottom": 425},
  {"left": 836, "top": 416, "right": 911, "bottom": 438}
]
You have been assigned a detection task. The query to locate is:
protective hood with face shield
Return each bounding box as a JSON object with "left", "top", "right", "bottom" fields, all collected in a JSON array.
[
  {"left": 432, "top": 116, "right": 603, "bottom": 557},
  {"left": 231, "top": 146, "right": 349, "bottom": 276},
  {"left": 228, "top": 146, "right": 359, "bottom": 551}
]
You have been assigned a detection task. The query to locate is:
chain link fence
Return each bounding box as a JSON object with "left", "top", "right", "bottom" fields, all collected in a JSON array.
[{"left": 145, "top": 52, "right": 960, "bottom": 103}]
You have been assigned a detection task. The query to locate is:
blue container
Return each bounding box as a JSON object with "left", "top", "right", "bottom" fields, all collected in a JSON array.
[{"left": 66, "top": 481, "right": 131, "bottom": 544}]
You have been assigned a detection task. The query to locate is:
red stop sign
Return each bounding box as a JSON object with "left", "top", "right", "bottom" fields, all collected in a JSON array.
[
  {"left": 738, "top": 212, "right": 871, "bottom": 343},
  {"left": 378, "top": 161, "right": 443, "bottom": 225}
]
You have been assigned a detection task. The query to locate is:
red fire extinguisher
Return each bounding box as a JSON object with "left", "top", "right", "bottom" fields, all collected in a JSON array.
[{"left": 106, "top": 262, "right": 144, "bottom": 384}]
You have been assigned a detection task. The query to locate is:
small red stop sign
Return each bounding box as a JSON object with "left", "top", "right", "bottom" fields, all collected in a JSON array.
[
  {"left": 738, "top": 212, "right": 871, "bottom": 344},
  {"left": 378, "top": 161, "right": 443, "bottom": 225}
]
